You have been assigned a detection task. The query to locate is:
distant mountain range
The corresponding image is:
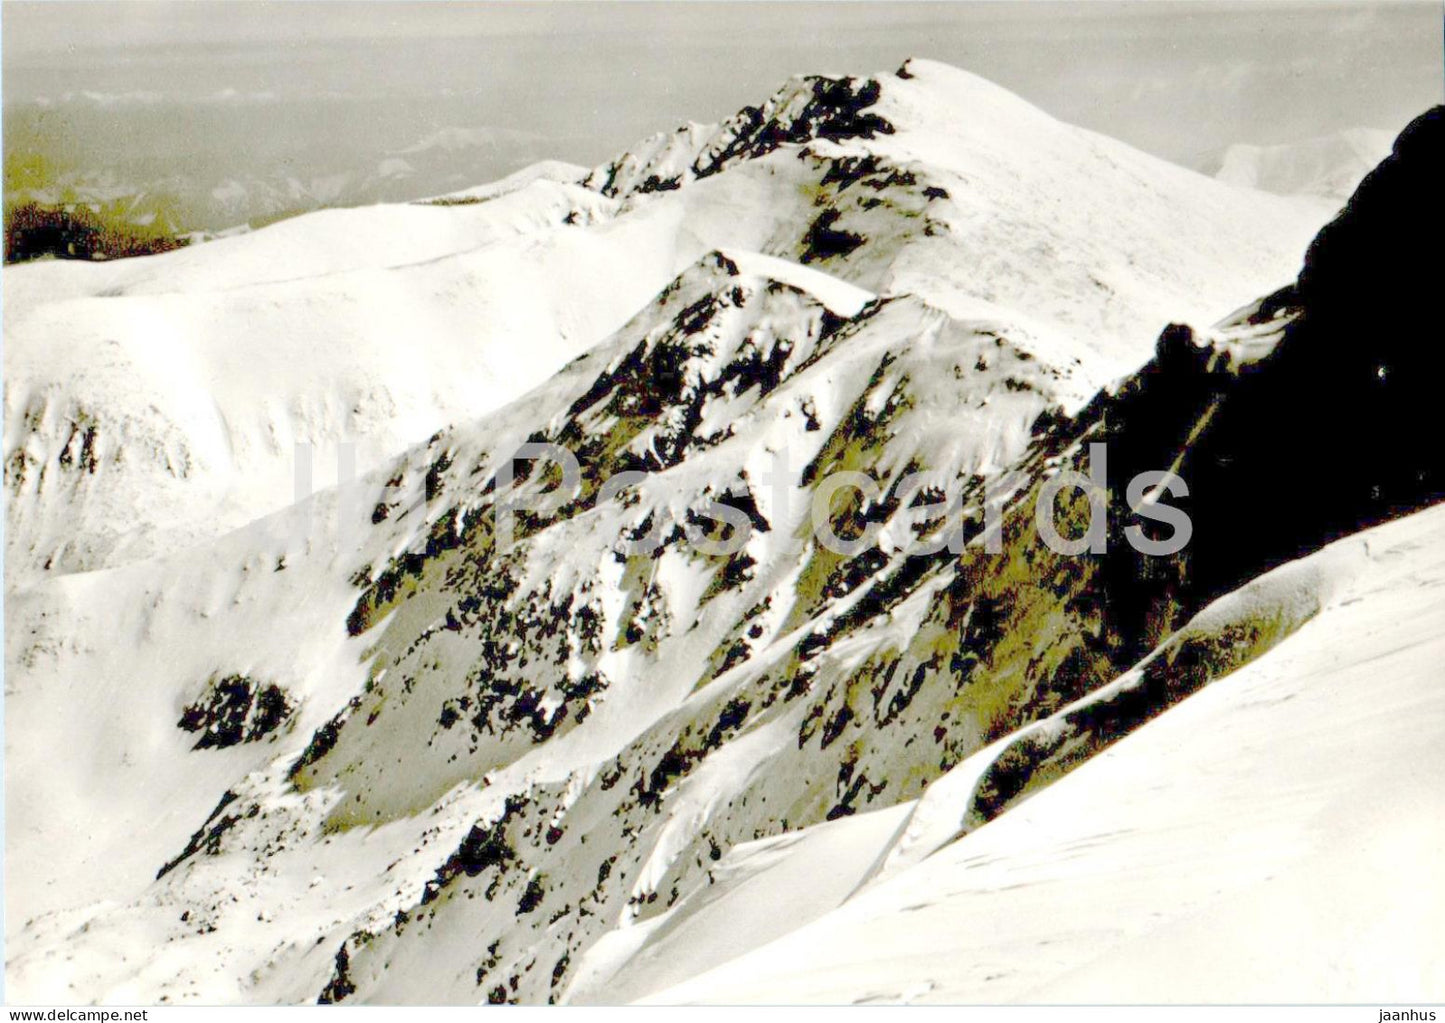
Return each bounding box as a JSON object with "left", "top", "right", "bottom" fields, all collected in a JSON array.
[{"left": 1213, "top": 127, "right": 1396, "bottom": 202}]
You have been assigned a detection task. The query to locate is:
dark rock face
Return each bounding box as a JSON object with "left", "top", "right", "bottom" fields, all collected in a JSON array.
[
  {"left": 864, "top": 104, "right": 1445, "bottom": 853},
  {"left": 1187, "top": 105, "right": 1445, "bottom": 599},
  {"left": 1297, "top": 106, "right": 1445, "bottom": 319},
  {"left": 1077, "top": 105, "right": 1445, "bottom": 647}
]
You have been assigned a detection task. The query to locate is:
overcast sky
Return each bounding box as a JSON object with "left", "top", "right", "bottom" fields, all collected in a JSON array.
[{"left": 3, "top": 1, "right": 1441, "bottom": 227}]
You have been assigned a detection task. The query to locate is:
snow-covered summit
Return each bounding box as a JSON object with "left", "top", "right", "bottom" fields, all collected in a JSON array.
[{"left": 581, "top": 57, "right": 1330, "bottom": 363}]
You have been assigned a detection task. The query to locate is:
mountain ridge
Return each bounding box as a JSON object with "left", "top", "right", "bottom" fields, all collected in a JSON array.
[{"left": 5, "top": 71, "right": 1438, "bottom": 1005}]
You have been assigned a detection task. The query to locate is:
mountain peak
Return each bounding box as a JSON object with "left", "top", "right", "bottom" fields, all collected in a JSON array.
[{"left": 583, "top": 59, "right": 1066, "bottom": 202}]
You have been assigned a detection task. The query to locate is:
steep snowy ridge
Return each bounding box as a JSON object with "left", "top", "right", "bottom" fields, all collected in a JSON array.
[
  {"left": 5, "top": 231, "right": 1086, "bottom": 999},
  {"left": 2, "top": 240, "right": 1062, "bottom": 999},
  {"left": 5, "top": 69, "right": 1439, "bottom": 1006}
]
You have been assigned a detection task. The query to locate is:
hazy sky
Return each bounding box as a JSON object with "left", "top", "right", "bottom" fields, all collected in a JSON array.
[{"left": 4, "top": 1, "right": 1441, "bottom": 227}]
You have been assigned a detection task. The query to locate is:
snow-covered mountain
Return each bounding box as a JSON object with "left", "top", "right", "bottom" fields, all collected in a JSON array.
[
  {"left": 5, "top": 61, "right": 1440, "bottom": 1005},
  {"left": 1214, "top": 127, "right": 1395, "bottom": 204},
  {"left": 4, "top": 59, "right": 1327, "bottom": 582}
]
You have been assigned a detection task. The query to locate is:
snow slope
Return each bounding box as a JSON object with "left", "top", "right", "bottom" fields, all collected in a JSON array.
[{"left": 637, "top": 503, "right": 1445, "bottom": 1003}]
